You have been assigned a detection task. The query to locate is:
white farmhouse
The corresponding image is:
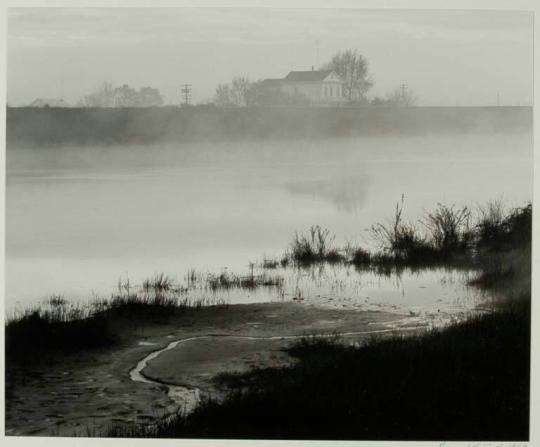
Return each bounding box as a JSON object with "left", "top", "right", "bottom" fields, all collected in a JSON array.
[{"left": 263, "top": 69, "right": 346, "bottom": 106}]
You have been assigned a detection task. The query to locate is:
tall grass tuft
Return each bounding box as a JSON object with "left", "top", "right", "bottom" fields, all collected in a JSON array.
[
  {"left": 362, "top": 198, "right": 531, "bottom": 268},
  {"left": 421, "top": 203, "right": 473, "bottom": 254},
  {"left": 370, "top": 196, "right": 435, "bottom": 264},
  {"left": 289, "top": 225, "right": 345, "bottom": 265},
  {"left": 142, "top": 273, "right": 174, "bottom": 293},
  {"left": 476, "top": 202, "right": 531, "bottom": 251}
]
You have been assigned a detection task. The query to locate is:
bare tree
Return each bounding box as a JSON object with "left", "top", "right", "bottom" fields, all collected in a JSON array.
[
  {"left": 385, "top": 86, "right": 418, "bottom": 106},
  {"left": 138, "top": 87, "right": 163, "bottom": 106},
  {"left": 322, "top": 49, "right": 373, "bottom": 102},
  {"left": 214, "top": 84, "right": 234, "bottom": 107},
  {"left": 81, "top": 83, "right": 164, "bottom": 107},
  {"left": 216, "top": 77, "right": 311, "bottom": 107},
  {"left": 214, "top": 77, "right": 252, "bottom": 107},
  {"left": 246, "top": 81, "right": 310, "bottom": 107},
  {"left": 113, "top": 84, "right": 139, "bottom": 107},
  {"left": 230, "top": 77, "right": 251, "bottom": 107},
  {"left": 83, "top": 82, "right": 116, "bottom": 107}
]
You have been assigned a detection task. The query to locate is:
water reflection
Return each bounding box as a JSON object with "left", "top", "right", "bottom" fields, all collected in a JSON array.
[
  {"left": 171, "top": 263, "right": 491, "bottom": 329},
  {"left": 286, "top": 173, "right": 369, "bottom": 213},
  {"left": 6, "top": 134, "right": 532, "bottom": 306}
]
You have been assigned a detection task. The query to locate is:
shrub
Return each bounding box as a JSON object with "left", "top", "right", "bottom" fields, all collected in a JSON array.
[
  {"left": 476, "top": 202, "right": 531, "bottom": 251},
  {"left": 370, "top": 196, "right": 433, "bottom": 262},
  {"left": 422, "top": 203, "right": 473, "bottom": 254}
]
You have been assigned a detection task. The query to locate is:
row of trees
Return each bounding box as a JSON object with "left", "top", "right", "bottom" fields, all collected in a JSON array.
[
  {"left": 74, "top": 49, "right": 414, "bottom": 108},
  {"left": 79, "top": 83, "right": 164, "bottom": 107},
  {"left": 372, "top": 87, "right": 417, "bottom": 107},
  {"left": 214, "top": 49, "right": 417, "bottom": 107},
  {"left": 214, "top": 78, "right": 311, "bottom": 107}
]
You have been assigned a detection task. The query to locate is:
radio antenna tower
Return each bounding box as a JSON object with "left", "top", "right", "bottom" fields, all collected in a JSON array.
[{"left": 181, "top": 84, "right": 192, "bottom": 105}]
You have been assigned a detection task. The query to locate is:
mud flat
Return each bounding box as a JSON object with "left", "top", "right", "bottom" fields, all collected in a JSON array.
[{"left": 5, "top": 302, "right": 414, "bottom": 436}]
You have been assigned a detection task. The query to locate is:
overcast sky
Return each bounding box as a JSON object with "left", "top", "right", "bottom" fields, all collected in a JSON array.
[{"left": 7, "top": 7, "right": 533, "bottom": 106}]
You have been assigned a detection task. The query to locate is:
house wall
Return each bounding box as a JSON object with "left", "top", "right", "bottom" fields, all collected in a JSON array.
[{"left": 321, "top": 81, "right": 345, "bottom": 104}]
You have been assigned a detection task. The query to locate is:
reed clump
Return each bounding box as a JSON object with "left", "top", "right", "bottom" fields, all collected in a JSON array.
[
  {"left": 287, "top": 225, "right": 346, "bottom": 265},
  {"left": 350, "top": 199, "right": 531, "bottom": 270},
  {"left": 5, "top": 274, "right": 226, "bottom": 363}
]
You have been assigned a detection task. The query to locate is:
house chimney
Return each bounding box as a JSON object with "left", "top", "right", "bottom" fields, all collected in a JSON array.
[{"left": 312, "top": 66, "right": 314, "bottom": 71}]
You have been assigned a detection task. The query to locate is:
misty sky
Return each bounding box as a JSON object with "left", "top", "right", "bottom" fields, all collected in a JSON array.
[{"left": 7, "top": 7, "right": 533, "bottom": 106}]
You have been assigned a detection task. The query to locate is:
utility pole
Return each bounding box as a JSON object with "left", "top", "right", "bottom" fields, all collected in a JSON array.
[
  {"left": 59, "top": 78, "right": 64, "bottom": 100},
  {"left": 316, "top": 40, "right": 320, "bottom": 69},
  {"left": 400, "top": 83, "right": 407, "bottom": 100},
  {"left": 497, "top": 91, "right": 500, "bottom": 106},
  {"left": 181, "top": 84, "right": 192, "bottom": 106}
]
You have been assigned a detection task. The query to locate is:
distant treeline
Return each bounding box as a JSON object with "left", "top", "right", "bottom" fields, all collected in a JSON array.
[{"left": 7, "top": 106, "right": 532, "bottom": 146}]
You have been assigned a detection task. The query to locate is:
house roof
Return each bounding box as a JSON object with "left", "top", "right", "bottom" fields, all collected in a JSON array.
[{"left": 284, "top": 70, "right": 333, "bottom": 82}]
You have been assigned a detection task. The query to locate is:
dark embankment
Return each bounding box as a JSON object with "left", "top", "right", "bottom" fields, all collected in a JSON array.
[{"left": 7, "top": 106, "right": 531, "bottom": 147}]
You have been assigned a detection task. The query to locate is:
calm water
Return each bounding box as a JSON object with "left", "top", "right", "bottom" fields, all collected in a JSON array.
[{"left": 6, "top": 133, "right": 532, "bottom": 314}]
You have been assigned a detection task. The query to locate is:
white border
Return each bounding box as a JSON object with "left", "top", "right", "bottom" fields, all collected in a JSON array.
[{"left": 0, "top": 1, "right": 537, "bottom": 447}]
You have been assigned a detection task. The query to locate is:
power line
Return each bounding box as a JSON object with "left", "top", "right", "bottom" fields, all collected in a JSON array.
[
  {"left": 181, "top": 84, "right": 192, "bottom": 106},
  {"left": 400, "top": 83, "right": 407, "bottom": 99}
]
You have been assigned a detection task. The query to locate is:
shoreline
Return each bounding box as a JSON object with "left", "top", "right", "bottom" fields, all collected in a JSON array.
[
  {"left": 134, "top": 325, "right": 425, "bottom": 410},
  {"left": 6, "top": 302, "right": 411, "bottom": 436},
  {"left": 5, "top": 201, "right": 531, "bottom": 438}
]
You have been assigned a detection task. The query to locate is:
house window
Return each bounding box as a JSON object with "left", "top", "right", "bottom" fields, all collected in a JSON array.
[
  {"left": 324, "top": 86, "right": 328, "bottom": 96},
  {"left": 330, "top": 87, "right": 333, "bottom": 97}
]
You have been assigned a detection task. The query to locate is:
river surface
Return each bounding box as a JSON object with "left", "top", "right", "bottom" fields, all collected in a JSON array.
[{"left": 6, "top": 133, "right": 532, "bottom": 314}]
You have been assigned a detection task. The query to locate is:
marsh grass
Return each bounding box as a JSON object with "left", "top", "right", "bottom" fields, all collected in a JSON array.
[
  {"left": 422, "top": 203, "right": 473, "bottom": 253},
  {"left": 477, "top": 202, "right": 531, "bottom": 251},
  {"left": 206, "top": 270, "right": 284, "bottom": 291},
  {"left": 259, "top": 258, "right": 280, "bottom": 269},
  {"left": 5, "top": 274, "right": 226, "bottom": 363},
  {"left": 5, "top": 306, "right": 114, "bottom": 364},
  {"left": 367, "top": 197, "right": 474, "bottom": 266},
  {"left": 6, "top": 262, "right": 287, "bottom": 364},
  {"left": 185, "top": 267, "right": 285, "bottom": 292},
  {"left": 288, "top": 225, "right": 345, "bottom": 265},
  {"left": 142, "top": 273, "right": 175, "bottom": 293},
  {"left": 108, "top": 200, "right": 532, "bottom": 440},
  {"left": 350, "top": 199, "right": 531, "bottom": 270}
]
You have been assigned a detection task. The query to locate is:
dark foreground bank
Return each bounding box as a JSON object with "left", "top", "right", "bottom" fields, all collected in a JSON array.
[{"left": 109, "top": 298, "right": 530, "bottom": 440}]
